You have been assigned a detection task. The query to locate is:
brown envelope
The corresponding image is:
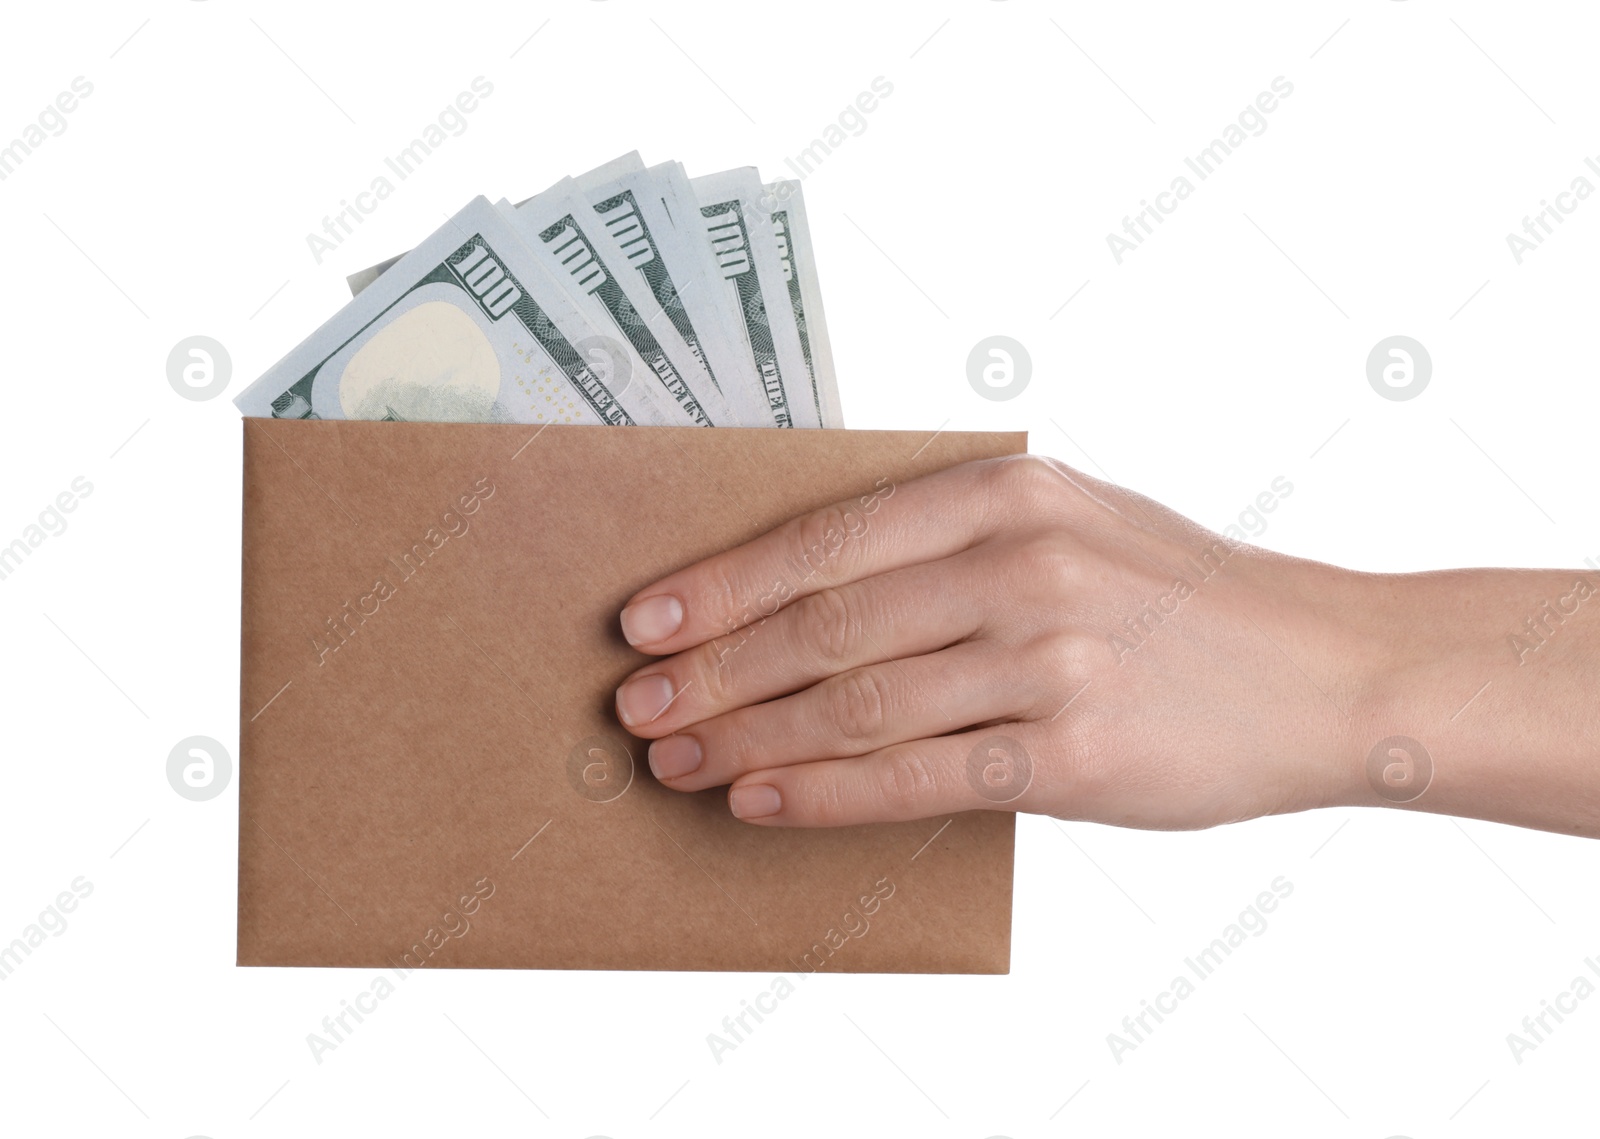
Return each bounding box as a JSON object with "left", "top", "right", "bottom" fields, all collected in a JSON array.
[{"left": 238, "top": 419, "right": 1026, "bottom": 973}]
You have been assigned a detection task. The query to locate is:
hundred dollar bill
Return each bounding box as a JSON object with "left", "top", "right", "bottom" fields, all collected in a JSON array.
[
  {"left": 762, "top": 180, "right": 845, "bottom": 429},
  {"left": 503, "top": 186, "right": 734, "bottom": 427},
  {"left": 689, "top": 166, "right": 822, "bottom": 429},
  {"left": 569, "top": 154, "right": 769, "bottom": 426},
  {"left": 341, "top": 174, "right": 735, "bottom": 427},
  {"left": 641, "top": 160, "right": 781, "bottom": 424},
  {"left": 236, "top": 196, "right": 676, "bottom": 426}
]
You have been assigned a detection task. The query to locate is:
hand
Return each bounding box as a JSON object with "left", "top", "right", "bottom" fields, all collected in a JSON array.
[{"left": 613, "top": 455, "right": 1600, "bottom": 836}]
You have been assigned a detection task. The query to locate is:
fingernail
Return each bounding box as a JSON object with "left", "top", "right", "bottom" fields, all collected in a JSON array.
[
  {"left": 649, "top": 735, "right": 702, "bottom": 780},
  {"left": 620, "top": 595, "right": 683, "bottom": 646},
  {"left": 729, "top": 784, "right": 781, "bottom": 819},
  {"left": 616, "top": 674, "right": 676, "bottom": 727}
]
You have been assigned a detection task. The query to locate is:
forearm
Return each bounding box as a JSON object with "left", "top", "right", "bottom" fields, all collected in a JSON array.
[{"left": 1343, "top": 567, "right": 1600, "bottom": 836}]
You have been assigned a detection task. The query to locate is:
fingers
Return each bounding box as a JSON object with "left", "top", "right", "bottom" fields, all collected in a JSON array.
[
  {"left": 722, "top": 725, "right": 1045, "bottom": 827},
  {"left": 618, "top": 459, "right": 1010, "bottom": 656},
  {"left": 613, "top": 553, "right": 984, "bottom": 737},
  {"left": 647, "top": 640, "right": 1032, "bottom": 792}
]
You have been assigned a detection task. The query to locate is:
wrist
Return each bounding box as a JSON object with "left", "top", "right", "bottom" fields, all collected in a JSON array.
[
  {"left": 1339, "top": 566, "right": 1600, "bottom": 835},
  {"left": 1280, "top": 561, "right": 1415, "bottom": 814}
]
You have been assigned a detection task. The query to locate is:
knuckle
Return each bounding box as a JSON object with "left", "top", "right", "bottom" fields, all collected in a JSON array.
[
  {"left": 789, "top": 501, "right": 867, "bottom": 583},
  {"left": 704, "top": 716, "right": 754, "bottom": 778},
  {"left": 701, "top": 559, "right": 748, "bottom": 634},
  {"left": 872, "top": 749, "right": 942, "bottom": 816},
  {"left": 985, "top": 454, "right": 1066, "bottom": 510},
  {"left": 1029, "top": 629, "right": 1096, "bottom": 681},
  {"left": 790, "top": 771, "right": 852, "bottom": 827},
  {"left": 828, "top": 668, "right": 890, "bottom": 743},
  {"left": 682, "top": 637, "right": 738, "bottom": 709},
  {"left": 795, "top": 587, "right": 859, "bottom": 665}
]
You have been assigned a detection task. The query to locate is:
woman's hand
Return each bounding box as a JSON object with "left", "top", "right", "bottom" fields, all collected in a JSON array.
[{"left": 612, "top": 455, "right": 1600, "bottom": 836}]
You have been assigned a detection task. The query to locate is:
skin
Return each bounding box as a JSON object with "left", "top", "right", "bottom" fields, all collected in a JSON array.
[{"left": 613, "top": 455, "right": 1600, "bottom": 838}]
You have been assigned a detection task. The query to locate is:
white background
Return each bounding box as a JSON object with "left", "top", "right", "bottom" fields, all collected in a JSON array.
[{"left": 1, "top": 1, "right": 1597, "bottom": 1134}]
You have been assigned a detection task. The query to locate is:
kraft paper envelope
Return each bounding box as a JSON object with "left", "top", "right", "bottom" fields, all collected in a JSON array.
[{"left": 238, "top": 419, "right": 1026, "bottom": 973}]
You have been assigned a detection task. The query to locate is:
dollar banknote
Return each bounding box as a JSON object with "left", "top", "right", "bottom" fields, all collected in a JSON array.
[
  {"left": 568, "top": 155, "right": 772, "bottom": 427},
  {"left": 346, "top": 159, "right": 767, "bottom": 424},
  {"left": 763, "top": 180, "right": 844, "bottom": 429},
  {"left": 287, "top": 157, "right": 853, "bottom": 430},
  {"left": 235, "top": 196, "right": 679, "bottom": 426},
  {"left": 689, "top": 166, "right": 822, "bottom": 429},
  {"left": 503, "top": 187, "right": 733, "bottom": 428}
]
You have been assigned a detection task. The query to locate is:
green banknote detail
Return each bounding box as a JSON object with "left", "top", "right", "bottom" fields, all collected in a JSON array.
[
  {"left": 535, "top": 211, "right": 715, "bottom": 427},
  {"left": 700, "top": 198, "right": 793, "bottom": 429},
  {"left": 264, "top": 235, "right": 635, "bottom": 426}
]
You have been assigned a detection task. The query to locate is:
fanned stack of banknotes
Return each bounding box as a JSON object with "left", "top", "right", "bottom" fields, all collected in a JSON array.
[{"left": 236, "top": 152, "right": 844, "bottom": 429}]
